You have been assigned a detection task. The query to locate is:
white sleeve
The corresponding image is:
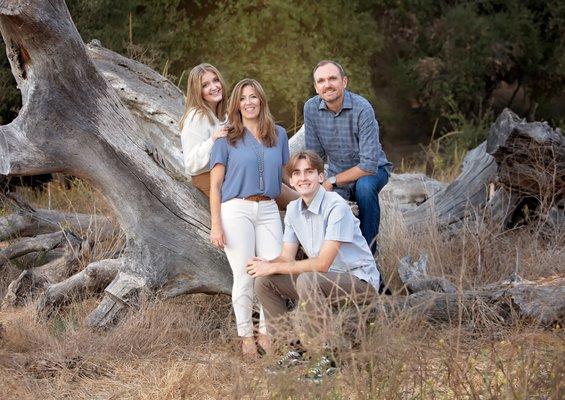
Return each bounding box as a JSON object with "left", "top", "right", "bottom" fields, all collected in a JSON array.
[{"left": 180, "top": 110, "right": 215, "bottom": 175}]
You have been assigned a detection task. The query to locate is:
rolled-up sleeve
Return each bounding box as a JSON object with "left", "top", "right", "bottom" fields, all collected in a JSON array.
[
  {"left": 304, "top": 102, "right": 326, "bottom": 160},
  {"left": 209, "top": 138, "right": 228, "bottom": 169},
  {"left": 324, "top": 203, "right": 354, "bottom": 243},
  {"left": 357, "top": 107, "right": 381, "bottom": 174}
]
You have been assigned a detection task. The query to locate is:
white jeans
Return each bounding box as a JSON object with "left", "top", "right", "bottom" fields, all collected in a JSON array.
[{"left": 221, "top": 198, "right": 283, "bottom": 337}]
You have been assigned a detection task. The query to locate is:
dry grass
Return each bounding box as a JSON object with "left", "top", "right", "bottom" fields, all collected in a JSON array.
[{"left": 0, "top": 179, "right": 563, "bottom": 399}]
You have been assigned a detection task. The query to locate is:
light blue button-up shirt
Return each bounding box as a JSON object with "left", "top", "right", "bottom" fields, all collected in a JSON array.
[{"left": 283, "top": 186, "right": 380, "bottom": 290}]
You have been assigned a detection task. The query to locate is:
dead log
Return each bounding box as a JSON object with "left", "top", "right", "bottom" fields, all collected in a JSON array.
[
  {"left": 0, "top": 208, "right": 115, "bottom": 242},
  {"left": 37, "top": 258, "right": 122, "bottom": 319},
  {"left": 2, "top": 233, "right": 84, "bottom": 308},
  {"left": 0, "top": 231, "right": 67, "bottom": 266},
  {"left": 366, "top": 255, "right": 564, "bottom": 327},
  {"left": 401, "top": 142, "right": 498, "bottom": 228},
  {"left": 0, "top": 0, "right": 230, "bottom": 326},
  {"left": 487, "top": 108, "right": 564, "bottom": 208},
  {"left": 86, "top": 40, "right": 186, "bottom": 176}
]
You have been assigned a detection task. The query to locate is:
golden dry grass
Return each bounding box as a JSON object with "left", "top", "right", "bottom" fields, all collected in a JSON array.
[{"left": 0, "top": 179, "right": 563, "bottom": 399}]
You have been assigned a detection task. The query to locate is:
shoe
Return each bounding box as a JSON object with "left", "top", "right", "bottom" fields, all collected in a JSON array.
[
  {"left": 302, "top": 355, "right": 338, "bottom": 383},
  {"left": 265, "top": 350, "right": 305, "bottom": 374},
  {"left": 241, "top": 337, "right": 258, "bottom": 359},
  {"left": 257, "top": 333, "right": 272, "bottom": 356}
]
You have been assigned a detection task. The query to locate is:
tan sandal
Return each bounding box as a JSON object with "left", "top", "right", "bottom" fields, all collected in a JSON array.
[{"left": 241, "top": 336, "right": 258, "bottom": 358}]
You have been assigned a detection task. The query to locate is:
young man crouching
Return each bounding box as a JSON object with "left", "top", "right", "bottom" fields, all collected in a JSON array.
[{"left": 246, "top": 150, "right": 380, "bottom": 381}]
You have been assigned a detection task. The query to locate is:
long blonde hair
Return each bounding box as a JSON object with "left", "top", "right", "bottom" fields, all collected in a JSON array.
[
  {"left": 180, "top": 63, "right": 228, "bottom": 129},
  {"left": 227, "top": 78, "right": 277, "bottom": 147}
]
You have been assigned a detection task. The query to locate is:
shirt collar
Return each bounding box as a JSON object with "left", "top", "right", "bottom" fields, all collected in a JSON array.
[
  {"left": 299, "top": 186, "right": 326, "bottom": 215},
  {"left": 318, "top": 90, "right": 352, "bottom": 113}
]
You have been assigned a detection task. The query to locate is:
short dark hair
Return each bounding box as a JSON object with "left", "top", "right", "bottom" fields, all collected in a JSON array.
[
  {"left": 286, "top": 150, "right": 325, "bottom": 176},
  {"left": 312, "top": 60, "right": 346, "bottom": 79}
]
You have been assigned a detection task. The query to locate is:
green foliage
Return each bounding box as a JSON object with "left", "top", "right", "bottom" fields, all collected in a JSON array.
[
  {"left": 0, "top": 0, "right": 563, "bottom": 148},
  {"left": 185, "top": 0, "right": 382, "bottom": 129},
  {"left": 0, "top": 42, "right": 20, "bottom": 125},
  {"left": 371, "top": 0, "right": 565, "bottom": 122}
]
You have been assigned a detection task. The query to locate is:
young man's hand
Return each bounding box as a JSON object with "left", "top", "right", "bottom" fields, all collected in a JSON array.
[{"left": 246, "top": 257, "right": 274, "bottom": 277}]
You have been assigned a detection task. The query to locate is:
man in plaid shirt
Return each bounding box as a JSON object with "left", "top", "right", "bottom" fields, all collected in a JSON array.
[{"left": 304, "top": 60, "right": 392, "bottom": 254}]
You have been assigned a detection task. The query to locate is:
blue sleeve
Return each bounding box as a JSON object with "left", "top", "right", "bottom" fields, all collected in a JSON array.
[
  {"left": 304, "top": 101, "right": 326, "bottom": 160},
  {"left": 324, "top": 203, "right": 355, "bottom": 243},
  {"left": 209, "top": 138, "right": 228, "bottom": 169},
  {"left": 357, "top": 106, "right": 380, "bottom": 174},
  {"left": 279, "top": 127, "right": 290, "bottom": 165}
]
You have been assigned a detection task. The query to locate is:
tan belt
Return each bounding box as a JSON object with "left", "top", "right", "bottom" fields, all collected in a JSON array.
[{"left": 243, "top": 194, "right": 271, "bottom": 202}]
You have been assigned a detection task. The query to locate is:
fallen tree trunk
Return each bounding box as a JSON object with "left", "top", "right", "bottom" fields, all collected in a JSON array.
[
  {"left": 37, "top": 258, "right": 122, "bottom": 319},
  {"left": 353, "top": 255, "right": 564, "bottom": 330},
  {"left": 0, "top": 0, "right": 231, "bottom": 326},
  {"left": 0, "top": 208, "right": 115, "bottom": 242}
]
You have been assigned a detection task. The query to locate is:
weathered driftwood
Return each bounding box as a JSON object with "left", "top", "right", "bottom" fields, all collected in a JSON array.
[
  {"left": 487, "top": 108, "right": 565, "bottom": 205},
  {"left": 0, "top": 208, "right": 115, "bottom": 242},
  {"left": 380, "top": 173, "right": 446, "bottom": 211},
  {"left": 0, "top": 0, "right": 231, "bottom": 326},
  {"left": 361, "top": 255, "right": 564, "bottom": 327},
  {"left": 0, "top": 231, "right": 67, "bottom": 266},
  {"left": 2, "top": 233, "right": 84, "bottom": 308},
  {"left": 87, "top": 40, "right": 186, "bottom": 176},
  {"left": 37, "top": 258, "right": 122, "bottom": 319},
  {"left": 402, "top": 109, "right": 564, "bottom": 230},
  {"left": 401, "top": 142, "right": 498, "bottom": 228}
]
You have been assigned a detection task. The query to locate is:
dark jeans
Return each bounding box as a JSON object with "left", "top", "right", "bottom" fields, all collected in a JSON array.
[{"left": 351, "top": 167, "right": 389, "bottom": 254}]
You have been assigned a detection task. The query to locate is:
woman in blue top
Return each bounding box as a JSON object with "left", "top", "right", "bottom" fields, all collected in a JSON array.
[{"left": 209, "top": 78, "right": 289, "bottom": 357}]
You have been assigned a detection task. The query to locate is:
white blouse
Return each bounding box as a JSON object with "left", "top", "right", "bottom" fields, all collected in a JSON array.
[{"left": 180, "top": 108, "right": 223, "bottom": 175}]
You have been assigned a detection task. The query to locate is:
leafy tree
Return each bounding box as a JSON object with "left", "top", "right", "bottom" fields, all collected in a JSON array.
[
  {"left": 370, "top": 0, "right": 565, "bottom": 123},
  {"left": 185, "top": 0, "right": 382, "bottom": 129}
]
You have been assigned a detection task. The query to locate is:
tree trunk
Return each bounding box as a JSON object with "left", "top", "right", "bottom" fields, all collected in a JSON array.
[{"left": 0, "top": 0, "right": 231, "bottom": 326}]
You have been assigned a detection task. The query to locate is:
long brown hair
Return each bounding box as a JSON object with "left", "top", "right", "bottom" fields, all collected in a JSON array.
[
  {"left": 179, "top": 63, "right": 228, "bottom": 129},
  {"left": 226, "top": 78, "right": 277, "bottom": 147}
]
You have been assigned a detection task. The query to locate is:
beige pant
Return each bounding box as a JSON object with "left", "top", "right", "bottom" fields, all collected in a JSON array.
[{"left": 254, "top": 272, "right": 376, "bottom": 346}]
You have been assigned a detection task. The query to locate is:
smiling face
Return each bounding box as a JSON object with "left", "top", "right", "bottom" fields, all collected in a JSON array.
[
  {"left": 239, "top": 85, "right": 261, "bottom": 122},
  {"left": 290, "top": 158, "right": 324, "bottom": 200},
  {"left": 201, "top": 70, "right": 223, "bottom": 109},
  {"left": 313, "top": 63, "right": 348, "bottom": 109}
]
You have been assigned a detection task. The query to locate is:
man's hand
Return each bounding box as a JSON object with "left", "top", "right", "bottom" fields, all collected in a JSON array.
[
  {"left": 322, "top": 179, "right": 334, "bottom": 191},
  {"left": 246, "top": 257, "right": 274, "bottom": 277}
]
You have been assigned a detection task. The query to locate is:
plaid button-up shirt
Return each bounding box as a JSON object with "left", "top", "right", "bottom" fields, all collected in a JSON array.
[{"left": 304, "top": 90, "right": 392, "bottom": 198}]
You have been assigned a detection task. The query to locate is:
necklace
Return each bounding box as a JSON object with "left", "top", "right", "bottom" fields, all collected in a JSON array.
[{"left": 249, "top": 133, "right": 265, "bottom": 192}]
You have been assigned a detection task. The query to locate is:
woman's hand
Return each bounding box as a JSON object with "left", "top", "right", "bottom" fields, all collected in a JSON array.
[
  {"left": 210, "top": 223, "right": 226, "bottom": 248},
  {"left": 211, "top": 126, "right": 228, "bottom": 141}
]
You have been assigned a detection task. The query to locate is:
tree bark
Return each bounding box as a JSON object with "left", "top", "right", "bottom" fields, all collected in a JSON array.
[
  {"left": 487, "top": 108, "right": 564, "bottom": 205},
  {"left": 361, "top": 255, "right": 564, "bottom": 328},
  {"left": 0, "top": 0, "right": 230, "bottom": 326}
]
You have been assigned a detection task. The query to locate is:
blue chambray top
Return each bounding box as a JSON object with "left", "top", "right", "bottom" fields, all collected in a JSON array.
[
  {"left": 210, "top": 125, "right": 289, "bottom": 203},
  {"left": 283, "top": 186, "right": 380, "bottom": 291},
  {"left": 304, "top": 90, "right": 392, "bottom": 198}
]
